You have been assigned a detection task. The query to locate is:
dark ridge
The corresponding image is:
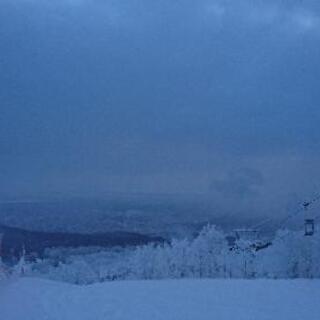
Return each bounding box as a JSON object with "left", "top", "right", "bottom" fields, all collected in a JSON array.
[{"left": 0, "top": 224, "right": 164, "bottom": 260}]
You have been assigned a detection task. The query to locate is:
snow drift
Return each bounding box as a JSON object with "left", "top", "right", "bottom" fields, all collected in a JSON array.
[{"left": 1, "top": 277, "right": 320, "bottom": 320}]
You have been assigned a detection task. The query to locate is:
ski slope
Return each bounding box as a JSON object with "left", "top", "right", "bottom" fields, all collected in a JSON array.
[{"left": 1, "top": 278, "right": 320, "bottom": 320}]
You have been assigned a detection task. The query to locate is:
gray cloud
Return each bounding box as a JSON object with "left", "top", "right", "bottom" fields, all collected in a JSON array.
[{"left": 211, "top": 168, "right": 264, "bottom": 200}]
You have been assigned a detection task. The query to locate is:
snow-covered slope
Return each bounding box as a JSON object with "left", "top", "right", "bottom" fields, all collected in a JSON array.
[{"left": 1, "top": 278, "right": 320, "bottom": 320}]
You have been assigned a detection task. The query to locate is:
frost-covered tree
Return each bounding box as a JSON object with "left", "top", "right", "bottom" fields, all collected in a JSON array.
[
  {"left": 47, "top": 258, "right": 99, "bottom": 284},
  {"left": 255, "top": 228, "right": 320, "bottom": 279},
  {"left": 229, "top": 239, "right": 257, "bottom": 278},
  {"left": 13, "top": 247, "right": 30, "bottom": 277},
  {"left": 127, "top": 225, "right": 229, "bottom": 280},
  {"left": 0, "top": 258, "right": 7, "bottom": 281},
  {"left": 187, "top": 225, "right": 228, "bottom": 278},
  {"left": 25, "top": 224, "right": 320, "bottom": 283}
]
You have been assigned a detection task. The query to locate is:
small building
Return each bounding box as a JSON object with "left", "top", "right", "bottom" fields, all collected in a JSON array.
[{"left": 234, "top": 229, "right": 260, "bottom": 241}]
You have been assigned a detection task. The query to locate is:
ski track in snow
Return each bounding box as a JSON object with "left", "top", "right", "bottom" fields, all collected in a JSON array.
[{"left": 1, "top": 277, "right": 320, "bottom": 320}]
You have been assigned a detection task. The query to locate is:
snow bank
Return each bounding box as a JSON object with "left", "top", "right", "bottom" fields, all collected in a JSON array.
[{"left": 1, "top": 278, "right": 320, "bottom": 320}]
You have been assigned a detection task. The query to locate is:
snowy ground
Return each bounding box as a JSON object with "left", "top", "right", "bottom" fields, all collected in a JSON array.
[{"left": 1, "top": 278, "right": 320, "bottom": 320}]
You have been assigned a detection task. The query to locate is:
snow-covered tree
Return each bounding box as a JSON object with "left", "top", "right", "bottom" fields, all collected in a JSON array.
[
  {"left": 13, "top": 247, "right": 30, "bottom": 277},
  {"left": 187, "top": 225, "right": 228, "bottom": 278},
  {"left": 0, "top": 258, "right": 7, "bottom": 281},
  {"left": 24, "top": 224, "right": 320, "bottom": 283}
]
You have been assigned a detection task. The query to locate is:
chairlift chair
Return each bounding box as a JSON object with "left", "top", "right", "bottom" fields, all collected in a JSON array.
[{"left": 304, "top": 219, "right": 315, "bottom": 236}]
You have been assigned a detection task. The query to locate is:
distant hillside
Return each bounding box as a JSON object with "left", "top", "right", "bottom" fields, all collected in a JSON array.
[
  {"left": 0, "top": 197, "right": 265, "bottom": 238},
  {"left": 0, "top": 224, "right": 163, "bottom": 260}
]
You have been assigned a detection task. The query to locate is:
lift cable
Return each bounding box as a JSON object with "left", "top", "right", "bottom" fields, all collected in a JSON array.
[
  {"left": 246, "top": 191, "right": 320, "bottom": 241},
  {"left": 251, "top": 218, "right": 274, "bottom": 230}
]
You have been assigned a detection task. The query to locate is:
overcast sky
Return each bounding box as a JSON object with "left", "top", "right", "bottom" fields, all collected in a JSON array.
[{"left": 1, "top": 0, "right": 320, "bottom": 217}]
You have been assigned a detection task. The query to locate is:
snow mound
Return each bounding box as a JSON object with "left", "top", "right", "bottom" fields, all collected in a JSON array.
[{"left": 1, "top": 278, "right": 320, "bottom": 320}]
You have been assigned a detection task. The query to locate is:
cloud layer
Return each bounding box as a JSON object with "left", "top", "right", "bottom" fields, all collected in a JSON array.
[{"left": 1, "top": 0, "right": 320, "bottom": 220}]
